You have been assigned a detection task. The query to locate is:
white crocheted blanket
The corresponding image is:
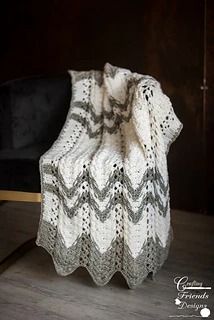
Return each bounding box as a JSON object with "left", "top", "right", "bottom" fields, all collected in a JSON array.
[{"left": 36, "top": 62, "right": 183, "bottom": 289}]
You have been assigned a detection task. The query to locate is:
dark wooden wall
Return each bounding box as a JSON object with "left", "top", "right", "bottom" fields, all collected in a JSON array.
[
  {"left": 207, "top": 1, "right": 214, "bottom": 215},
  {"left": 0, "top": 0, "right": 213, "bottom": 214}
]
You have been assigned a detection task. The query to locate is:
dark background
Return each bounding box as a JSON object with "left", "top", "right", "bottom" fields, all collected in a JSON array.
[{"left": 0, "top": 0, "right": 213, "bottom": 214}]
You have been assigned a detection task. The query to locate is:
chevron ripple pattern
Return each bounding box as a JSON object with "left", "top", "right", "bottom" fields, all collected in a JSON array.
[{"left": 36, "top": 62, "right": 183, "bottom": 289}]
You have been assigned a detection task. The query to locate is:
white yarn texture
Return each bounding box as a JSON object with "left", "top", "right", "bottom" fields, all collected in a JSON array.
[{"left": 36, "top": 62, "right": 183, "bottom": 288}]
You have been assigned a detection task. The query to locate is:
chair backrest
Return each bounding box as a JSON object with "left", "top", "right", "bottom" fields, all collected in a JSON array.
[{"left": 0, "top": 73, "right": 72, "bottom": 150}]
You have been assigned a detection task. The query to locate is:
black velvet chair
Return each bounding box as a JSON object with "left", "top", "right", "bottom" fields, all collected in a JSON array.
[{"left": 0, "top": 72, "right": 72, "bottom": 271}]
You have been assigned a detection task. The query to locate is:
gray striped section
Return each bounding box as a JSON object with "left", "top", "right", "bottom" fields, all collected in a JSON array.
[
  {"left": 36, "top": 219, "right": 173, "bottom": 289},
  {"left": 42, "top": 164, "right": 169, "bottom": 223}
]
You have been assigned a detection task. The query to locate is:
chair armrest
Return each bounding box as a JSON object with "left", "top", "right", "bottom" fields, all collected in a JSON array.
[{"left": 0, "top": 83, "right": 13, "bottom": 151}]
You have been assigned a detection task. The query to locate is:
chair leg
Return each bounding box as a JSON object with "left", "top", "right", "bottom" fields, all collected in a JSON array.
[{"left": 0, "top": 237, "right": 36, "bottom": 274}]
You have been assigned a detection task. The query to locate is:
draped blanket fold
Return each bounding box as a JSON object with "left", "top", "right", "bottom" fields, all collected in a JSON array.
[{"left": 36, "top": 62, "right": 183, "bottom": 289}]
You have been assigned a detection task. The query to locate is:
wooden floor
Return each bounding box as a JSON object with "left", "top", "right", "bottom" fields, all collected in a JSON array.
[{"left": 0, "top": 201, "right": 213, "bottom": 320}]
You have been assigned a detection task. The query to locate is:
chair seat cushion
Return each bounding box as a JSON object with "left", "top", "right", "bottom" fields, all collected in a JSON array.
[{"left": 0, "top": 142, "right": 50, "bottom": 192}]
